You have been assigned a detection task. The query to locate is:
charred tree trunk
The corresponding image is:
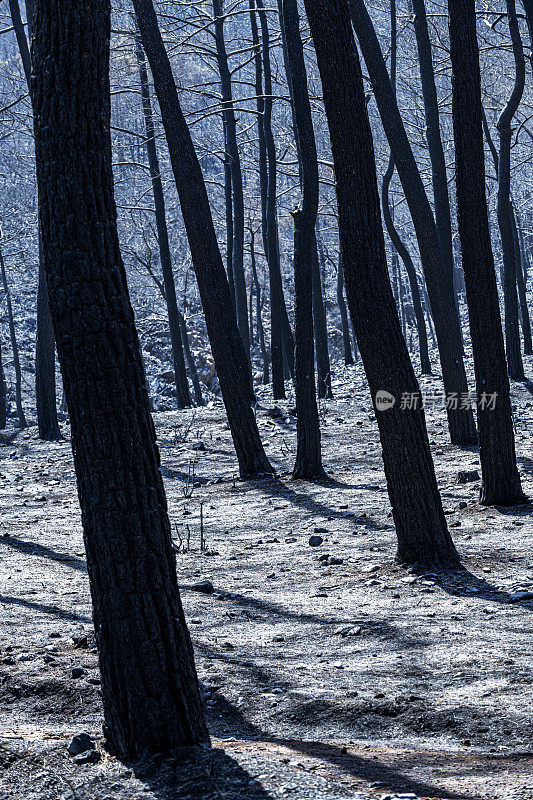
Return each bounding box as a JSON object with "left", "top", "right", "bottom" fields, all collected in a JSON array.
[
  {"left": 337, "top": 256, "right": 355, "bottom": 366},
  {"left": 134, "top": 0, "right": 271, "bottom": 477},
  {"left": 135, "top": 34, "right": 192, "bottom": 409},
  {"left": 347, "top": 0, "right": 477, "bottom": 445},
  {"left": 213, "top": 0, "right": 251, "bottom": 362},
  {"left": 449, "top": 0, "right": 525, "bottom": 506},
  {"left": 382, "top": 0, "right": 431, "bottom": 376},
  {"left": 255, "top": 0, "right": 294, "bottom": 397},
  {"left": 497, "top": 0, "right": 526, "bottom": 380},
  {"left": 0, "top": 249, "right": 26, "bottom": 428},
  {"left": 281, "top": 0, "right": 325, "bottom": 479},
  {"left": 33, "top": 0, "right": 209, "bottom": 759},
  {"left": 411, "top": 0, "right": 459, "bottom": 309},
  {"left": 35, "top": 264, "right": 61, "bottom": 438},
  {"left": 311, "top": 245, "right": 333, "bottom": 398},
  {"left": 9, "top": 0, "right": 60, "bottom": 439},
  {"left": 278, "top": 0, "right": 332, "bottom": 400},
  {"left": 512, "top": 205, "right": 533, "bottom": 354},
  {"left": 0, "top": 337, "right": 6, "bottom": 429},
  {"left": 250, "top": 228, "right": 269, "bottom": 383},
  {"left": 304, "top": 0, "right": 458, "bottom": 568}
]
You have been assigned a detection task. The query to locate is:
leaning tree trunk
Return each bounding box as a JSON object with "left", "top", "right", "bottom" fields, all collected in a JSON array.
[
  {"left": 9, "top": 0, "right": 60, "bottom": 440},
  {"left": 304, "top": 0, "right": 458, "bottom": 568},
  {"left": 382, "top": 0, "right": 431, "bottom": 376},
  {"left": 497, "top": 0, "right": 526, "bottom": 380},
  {"left": 33, "top": 0, "right": 209, "bottom": 759},
  {"left": 411, "top": 0, "right": 459, "bottom": 309},
  {"left": 135, "top": 34, "right": 192, "bottom": 409},
  {"left": 134, "top": 0, "right": 271, "bottom": 477},
  {"left": 448, "top": 0, "right": 525, "bottom": 506},
  {"left": 213, "top": 0, "right": 251, "bottom": 363},
  {"left": 281, "top": 0, "right": 325, "bottom": 480},
  {"left": 347, "top": 0, "right": 477, "bottom": 446}
]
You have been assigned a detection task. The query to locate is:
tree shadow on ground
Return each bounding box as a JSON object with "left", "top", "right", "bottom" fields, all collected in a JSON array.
[
  {"left": 0, "top": 593, "right": 91, "bottom": 623},
  {"left": 249, "top": 476, "right": 393, "bottom": 532},
  {"left": 203, "top": 691, "right": 480, "bottom": 800},
  {"left": 0, "top": 533, "right": 87, "bottom": 572},
  {"left": 429, "top": 565, "right": 533, "bottom": 610},
  {"left": 131, "top": 744, "right": 275, "bottom": 800},
  {"left": 185, "top": 587, "right": 429, "bottom": 650}
]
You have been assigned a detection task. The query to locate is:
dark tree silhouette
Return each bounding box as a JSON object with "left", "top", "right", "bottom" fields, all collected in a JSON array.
[
  {"left": 497, "top": 0, "right": 526, "bottom": 380},
  {"left": 304, "top": 0, "right": 458, "bottom": 568},
  {"left": 32, "top": 0, "right": 209, "bottom": 758},
  {"left": 255, "top": 0, "right": 295, "bottom": 398},
  {"left": 133, "top": 0, "right": 272, "bottom": 477},
  {"left": 411, "top": 0, "right": 459, "bottom": 306},
  {"left": 280, "top": 0, "right": 325, "bottom": 479},
  {"left": 347, "top": 0, "right": 477, "bottom": 446},
  {"left": 277, "top": 0, "right": 332, "bottom": 400},
  {"left": 0, "top": 248, "right": 26, "bottom": 428},
  {"left": 336, "top": 259, "right": 354, "bottom": 366},
  {"left": 448, "top": 0, "right": 525, "bottom": 506},
  {"left": 382, "top": 0, "right": 431, "bottom": 376},
  {"left": 135, "top": 34, "right": 192, "bottom": 409},
  {"left": 9, "top": 0, "right": 60, "bottom": 440},
  {"left": 213, "top": 0, "right": 251, "bottom": 363}
]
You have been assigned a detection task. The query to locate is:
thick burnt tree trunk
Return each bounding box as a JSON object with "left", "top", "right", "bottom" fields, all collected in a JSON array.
[
  {"left": 281, "top": 0, "right": 325, "bottom": 479},
  {"left": 213, "top": 0, "right": 251, "bottom": 363},
  {"left": 9, "top": 0, "right": 60, "bottom": 440},
  {"left": 134, "top": 0, "right": 272, "bottom": 477},
  {"left": 448, "top": 0, "right": 525, "bottom": 506},
  {"left": 135, "top": 35, "right": 192, "bottom": 409},
  {"left": 304, "top": 0, "right": 458, "bottom": 568},
  {"left": 497, "top": 0, "right": 526, "bottom": 380},
  {"left": 347, "top": 0, "right": 477, "bottom": 446},
  {"left": 32, "top": 0, "right": 209, "bottom": 758}
]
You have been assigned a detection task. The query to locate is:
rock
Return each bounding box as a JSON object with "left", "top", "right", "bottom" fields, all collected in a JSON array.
[
  {"left": 17, "top": 654, "right": 32, "bottom": 662},
  {"left": 73, "top": 635, "right": 89, "bottom": 649},
  {"left": 509, "top": 591, "right": 533, "bottom": 603},
  {"left": 457, "top": 470, "right": 480, "bottom": 484},
  {"left": 73, "top": 749, "right": 101, "bottom": 765},
  {"left": 309, "top": 535, "right": 324, "bottom": 547},
  {"left": 458, "top": 501, "right": 468, "bottom": 509},
  {"left": 192, "top": 441, "right": 205, "bottom": 451},
  {"left": 67, "top": 733, "right": 95, "bottom": 756},
  {"left": 285, "top": 537, "right": 297, "bottom": 543},
  {"left": 328, "top": 557, "right": 344, "bottom": 565},
  {"left": 71, "top": 666, "right": 85, "bottom": 679},
  {"left": 314, "top": 527, "right": 329, "bottom": 534},
  {"left": 191, "top": 580, "right": 214, "bottom": 594}
]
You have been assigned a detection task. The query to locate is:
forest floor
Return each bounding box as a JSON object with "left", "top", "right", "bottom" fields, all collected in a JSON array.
[{"left": 0, "top": 364, "right": 533, "bottom": 799}]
